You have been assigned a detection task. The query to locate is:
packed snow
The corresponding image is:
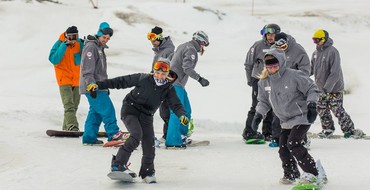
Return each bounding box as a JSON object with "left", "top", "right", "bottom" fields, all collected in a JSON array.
[{"left": 1, "top": 0, "right": 370, "bottom": 189}]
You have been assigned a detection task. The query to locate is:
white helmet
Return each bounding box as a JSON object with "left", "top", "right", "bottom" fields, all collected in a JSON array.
[{"left": 193, "top": 30, "right": 209, "bottom": 47}]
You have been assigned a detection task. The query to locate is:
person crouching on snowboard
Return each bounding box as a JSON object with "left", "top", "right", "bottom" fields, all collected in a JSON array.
[
  {"left": 251, "top": 48, "right": 327, "bottom": 186},
  {"left": 96, "top": 57, "right": 189, "bottom": 183}
]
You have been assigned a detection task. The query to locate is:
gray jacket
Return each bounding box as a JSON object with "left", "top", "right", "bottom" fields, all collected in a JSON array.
[
  {"left": 244, "top": 38, "right": 272, "bottom": 84},
  {"left": 271, "top": 34, "right": 310, "bottom": 75},
  {"left": 151, "top": 36, "right": 175, "bottom": 70},
  {"left": 256, "top": 48, "right": 321, "bottom": 129},
  {"left": 310, "top": 38, "right": 344, "bottom": 93},
  {"left": 79, "top": 35, "right": 109, "bottom": 94},
  {"left": 170, "top": 40, "right": 201, "bottom": 87}
]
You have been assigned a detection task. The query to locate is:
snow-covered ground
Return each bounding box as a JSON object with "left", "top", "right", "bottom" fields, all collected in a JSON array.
[{"left": 1, "top": 0, "right": 370, "bottom": 189}]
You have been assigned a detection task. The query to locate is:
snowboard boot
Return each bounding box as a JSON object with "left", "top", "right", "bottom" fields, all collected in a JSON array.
[
  {"left": 111, "top": 131, "right": 129, "bottom": 141},
  {"left": 316, "top": 159, "right": 328, "bottom": 184},
  {"left": 344, "top": 129, "right": 365, "bottom": 139},
  {"left": 280, "top": 162, "right": 300, "bottom": 184},
  {"left": 318, "top": 129, "right": 335, "bottom": 138},
  {"left": 298, "top": 172, "right": 319, "bottom": 185},
  {"left": 111, "top": 155, "right": 137, "bottom": 178},
  {"left": 244, "top": 132, "right": 265, "bottom": 144},
  {"left": 268, "top": 138, "right": 279, "bottom": 148},
  {"left": 83, "top": 139, "right": 104, "bottom": 146},
  {"left": 139, "top": 167, "right": 156, "bottom": 183},
  {"left": 67, "top": 125, "right": 79, "bottom": 131}
]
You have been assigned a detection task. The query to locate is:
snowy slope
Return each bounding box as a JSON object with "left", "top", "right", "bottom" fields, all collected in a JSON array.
[{"left": 1, "top": 0, "right": 370, "bottom": 189}]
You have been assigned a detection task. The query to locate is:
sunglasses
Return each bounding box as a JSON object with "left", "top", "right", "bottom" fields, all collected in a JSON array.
[
  {"left": 312, "top": 38, "right": 323, "bottom": 44},
  {"left": 147, "top": 32, "right": 162, "bottom": 41},
  {"left": 153, "top": 61, "right": 170, "bottom": 72},
  {"left": 100, "top": 28, "right": 113, "bottom": 37}
]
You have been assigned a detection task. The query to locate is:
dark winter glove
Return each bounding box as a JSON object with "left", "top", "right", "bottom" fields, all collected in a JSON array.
[
  {"left": 87, "top": 83, "right": 98, "bottom": 99},
  {"left": 307, "top": 102, "right": 317, "bottom": 123},
  {"left": 198, "top": 76, "right": 210, "bottom": 87},
  {"left": 179, "top": 115, "right": 189, "bottom": 126},
  {"left": 251, "top": 113, "right": 263, "bottom": 132}
]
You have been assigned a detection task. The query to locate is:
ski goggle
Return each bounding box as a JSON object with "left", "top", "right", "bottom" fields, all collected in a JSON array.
[
  {"left": 312, "top": 38, "right": 323, "bottom": 44},
  {"left": 264, "top": 27, "right": 276, "bottom": 34},
  {"left": 67, "top": 34, "right": 78, "bottom": 41},
  {"left": 264, "top": 57, "right": 280, "bottom": 68},
  {"left": 147, "top": 32, "right": 162, "bottom": 41},
  {"left": 100, "top": 28, "right": 114, "bottom": 37},
  {"left": 275, "top": 39, "right": 288, "bottom": 50},
  {"left": 153, "top": 61, "right": 170, "bottom": 72}
]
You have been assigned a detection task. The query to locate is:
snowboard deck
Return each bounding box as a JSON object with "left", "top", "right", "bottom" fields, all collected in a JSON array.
[
  {"left": 107, "top": 171, "right": 135, "bottom": 182},
  {"left": 307, "top": 132, "right": 370, "bottom": 140},
  {"left": 292, "top": 183, "right": 321, "bottom": 190},
  {"left": 187, "top": 140, "right": 210, "bottom": 147},
  {"left": 244, "top": 139, "right": 266, "bottom": 144},
  {"left": 46, "top": 129, "right": 108, "bottom": 138}
]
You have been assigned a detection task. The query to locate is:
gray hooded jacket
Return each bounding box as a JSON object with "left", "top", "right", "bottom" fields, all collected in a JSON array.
[
  {"left": 271, "top": 34, "right": 310, "bottom": 75},
  {"left": 244, "top": 37, "right": 272, "bottom": 84},
  {"left": 170, "top": 40, "right": 201, "bottom": 87},
  {"left": 79, "top": 35, "right": 109, "bottom": 94},
  {"left": 310, "top": 38, "right": 344, "bottom": 93},
  {"left": 256, "top": 48, "right": 321, "bottom": 129},
  {"left": 151, "top": 36, "right": 175, "bottom": 70}
]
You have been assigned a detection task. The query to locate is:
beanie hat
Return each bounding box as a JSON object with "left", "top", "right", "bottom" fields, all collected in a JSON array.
[
  {"left": 313, "top": 29, "right": 329, "bottom": 43},
  {"left": 274, "top": 32, "right": 287, "bottom": 44},
  {"left": 66, "top": 26, "right": 78, "bottom": 35},
  {"left": 151, "top": 26, "right": 163, "bottom": 35},
  {"left": 97, "top": 22, "right": 113, "bottom": 37},
  {"left": 264, "top": 55, "right": 279, "bottom": 68}
]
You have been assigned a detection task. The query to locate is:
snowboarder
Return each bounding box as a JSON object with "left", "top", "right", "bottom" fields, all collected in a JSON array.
[
  {"left": 95, "top": 58, "right": 189, "bottom": 183},
  {"left": 311, "top": 29, "right": 365, "bottom": 138},
  {"left": 242, "top": 23, "right": 280, "bottom": 142},
  {"left": 166, "top": 30, "right": 210, "bottom": 148},
  {"left": 252, "top": 48, "right": 327, "bottom": 187},
  {"left": 147, "top": 26, "right": 175, "bottom": 142},
  {"left": 79, "top": 22, "right": 124, "bottom": 145},
  {"left": 48, "top": 26, "right": 84, "bottom": 131}
]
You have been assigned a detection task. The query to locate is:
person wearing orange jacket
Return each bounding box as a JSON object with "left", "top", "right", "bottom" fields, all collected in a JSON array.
[{"left": 49, "top": 26, "right": 84, "bottom": 131}]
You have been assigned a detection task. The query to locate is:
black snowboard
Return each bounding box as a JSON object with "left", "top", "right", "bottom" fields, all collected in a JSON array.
[{"left": 46, "top": 129, "right": 108, "bottom": 138}]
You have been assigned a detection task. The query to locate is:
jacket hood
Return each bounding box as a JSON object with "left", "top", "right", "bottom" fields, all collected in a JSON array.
[
  {"left": 153, "top": 36, "right": 175, "bottom": 51},
  {"left": 85, "top": 34, "right": 109, "bottom": 48},
  {"left": 317, "top": 37, "right": 333, "bottom": 51},
  {"left": 264, "top": 48, "right": 287, "bottom": 77}
]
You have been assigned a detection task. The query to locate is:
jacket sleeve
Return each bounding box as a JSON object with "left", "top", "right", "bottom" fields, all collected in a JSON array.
[
  {"left": 48, "top": 40, "right": 67, "bottom": 65},
  {"left": 244, "top": 43, "right": 257, "bottom": 84},
  {"left": 323, "top": 49, "right": 342, "bottom": 92},
  {"left": 295, "top": 71, "right": 320, "bottom": 103},
  {"left": 182, "top": 47, "right": 201, "bottom": 80},
  {"left": 167, "top": 87, "right": 186, "bottom": 117},
  {"left": 80, "top": 45, "right": 98, "bottom": 86},
  {"left": 255, "top": 80, "right": 272, "bottom": 117},
  {"left": 296, "top": 47, "right": 311, "bottom": 76},
  {"left": 96, "top": 73, "right": 144, "bottom": 90}
]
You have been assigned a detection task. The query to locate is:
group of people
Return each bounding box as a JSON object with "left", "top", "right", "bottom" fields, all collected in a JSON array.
[
  {"left": 48, "top": 23, "right": 210, "bottom": 183},
  {"left": 242, "top": 23, "right": 365, "bottom": 187}
]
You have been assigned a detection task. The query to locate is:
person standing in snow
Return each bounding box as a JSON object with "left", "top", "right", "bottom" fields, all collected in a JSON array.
[
  {"left": 311, "top": 29, "right": 365, "bottom": 138},
  {"left": 165, "top": 30, "right": 210, "bottom": 148},
  {"left": 252, "top": 48, "right": 327, "bottom": 186},
  {"left": 79, "top": 22, "right": 124, "bottom": 145},
  {"left": 95, "top": 58, "right": 188, "bottom": 183},
  {"left": 147, "top": 26, "right": 175, "bottom": 142},
  {"left": 49, "top": 26, "right": 84, "bottom": 131},
  {"left": 242, "top": 23, "right": 280, "bottom": 142},
  {"left": 268, "top": 32, "right": 311, "bottom": 147}
]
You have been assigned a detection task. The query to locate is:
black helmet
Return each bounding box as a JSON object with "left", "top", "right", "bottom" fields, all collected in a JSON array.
[{"left": 264, "top": 24, "right": 281, "bottom": 34}]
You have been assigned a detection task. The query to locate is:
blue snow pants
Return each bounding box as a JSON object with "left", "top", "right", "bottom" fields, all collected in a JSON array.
[
  {"left": 82, "top": 91, "right": 120, "bottom": 143},
  {"left": 166, "top": 85, "right": 191, "bottom": 146}
]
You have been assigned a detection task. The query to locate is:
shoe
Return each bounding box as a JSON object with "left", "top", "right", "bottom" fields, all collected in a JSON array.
[
  {"left": 344, "top": 129, "right": 365, "bottom": 139},
  {"left": 83, "top": 139, "right": 104, "bottom": 146},
  {"left": 67, "top": 125, "right": 79, "bottom": 131},
  {"left": 143, "top": 175, "right": 157, "bottom": 183},
  {"left": 111, "top": 131, "right": 130, "bottom": 141},
  {"left": 318, "top": 129, "right": 334, "bottom": 138},
  {"left": 182, "top": 135, "right": 192, "bottom": 145},
  {"left": 298, "top": 172, "right": 319, "bottom": 185}
]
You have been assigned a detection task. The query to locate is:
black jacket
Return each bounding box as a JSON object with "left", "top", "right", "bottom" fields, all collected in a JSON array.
[{"left": 97, "top": 72, "right": 186, "bottom": 117}]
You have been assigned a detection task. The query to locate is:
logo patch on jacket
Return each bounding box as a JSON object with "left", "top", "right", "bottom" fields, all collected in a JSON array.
[{"left": 87, "top": 52, "right": 92, "bottom": 59}]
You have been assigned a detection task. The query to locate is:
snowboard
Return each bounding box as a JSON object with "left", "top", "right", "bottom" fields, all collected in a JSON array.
[
  {"left": 187, "top": 140, "right": 210, "bottom": 147},
  {"left": 307, "top": 132, "right": 370, "bottom": 140},
  {"left": 107, "top": 171, "right": 136, "bottom": 183},
  {"left": 103, "top": 133, "right": 130, "bottom": 147},
  {"left": 46, "top": 130, "right": 108, "bottom": 138},
  {"left": 244, "top": 139, "right": 266, "bottom": 144},
  {"left": 292, "top": 183, "right": 321, "bottom": 190}
]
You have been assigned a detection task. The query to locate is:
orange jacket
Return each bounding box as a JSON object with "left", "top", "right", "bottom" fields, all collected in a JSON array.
[{"left": 48, "top": 32, "right": 84, "bottom": 86}]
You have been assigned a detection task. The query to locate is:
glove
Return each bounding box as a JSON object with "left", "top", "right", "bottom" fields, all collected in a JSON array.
[
  {"left": 198, "top": 76, "right": 210, "bottom": 87},
  {"left": 179, "top": 115, "right": 189, "bottom": 126},
  {"left": 86, "top": 83, "right": 98, "bottom": 99},
  {"left": 251, "top": 113, "right": 263, "bottom": 132},
  {"left": 307, "top": 102, "right": 317, "bottom": 123}
]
